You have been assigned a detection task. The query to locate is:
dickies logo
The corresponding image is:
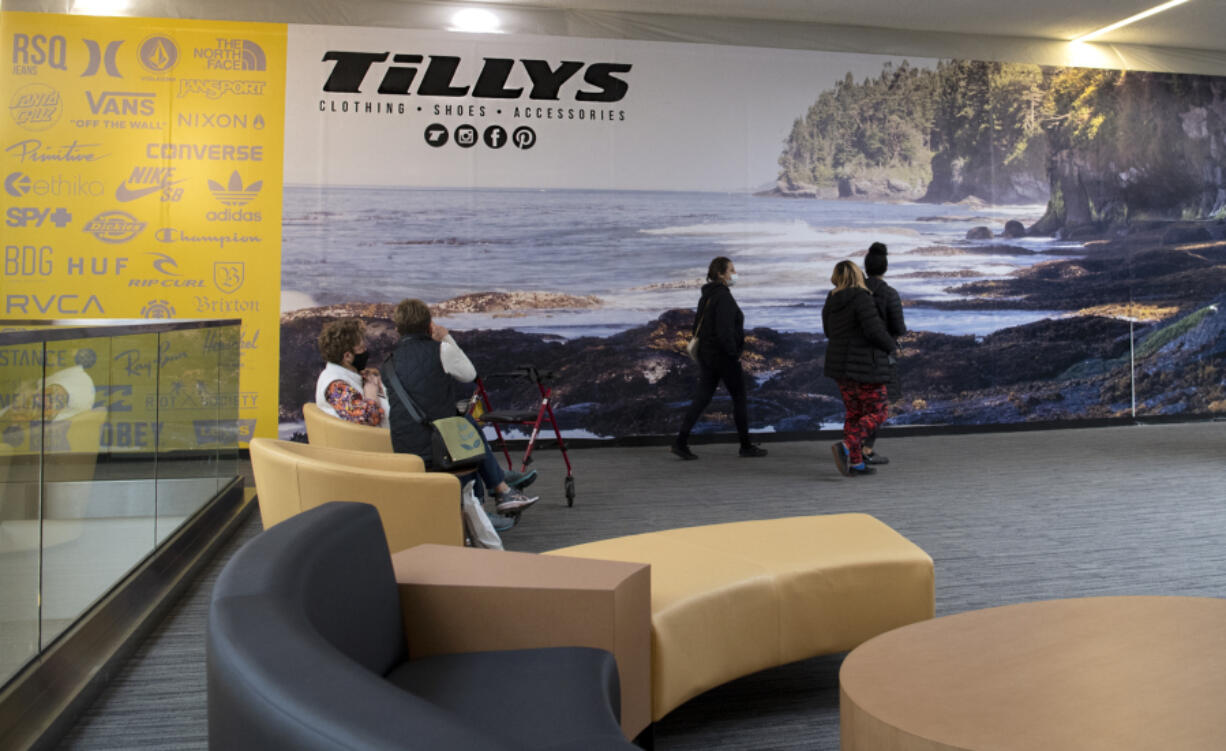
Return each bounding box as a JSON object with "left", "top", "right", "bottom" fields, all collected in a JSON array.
[
  {"left": 9, "top": 83, "right": 62, "bottom": 132},
  {"left": 139, "top": 35, "right": 179, "bottom": 73},
  {"left": 207, "top": 171, "right": 261, "bottom": 206},
  {"left": 82, "top": 211, "right": 145, "bottom": 243}
]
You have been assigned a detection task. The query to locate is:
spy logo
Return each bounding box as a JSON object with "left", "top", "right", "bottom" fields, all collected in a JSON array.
[
  {"left": 483, "top": 125, "right": 507, "bottom": 149},
  {"left": 141, "top": 299, "right": 175, "bottom": 319},
  {"left": 512, "top": 126, "right": 536, "bottom": 150},
  {"left": 213, "top": 261, "right": 245, "bottom": 294},
  {"left": 6, "top": 207, "right": 72, "bottom": 228},
  {"left": 455, "top": 124, "right": 477, "bottom": 148},
  {"left": 82, "top": 40, "right": 123, "bottom": 78},
  {"left": 139, "top": 35, "right": 178, "bottom": 73},
  {"left": 424, "top": 123, "right": 449, "bottom": 147},
  {"left": 149, "top": 252, "right": 181, "bottom": 276},
  {"left": 207, "top": 171, "right": 262, "bottom": 206}
]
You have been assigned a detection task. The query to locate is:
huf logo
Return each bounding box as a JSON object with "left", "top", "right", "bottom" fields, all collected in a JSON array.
[
  {"left": 11, "top": 34, "right": 67, "bottom": 74},
  {"left": 86, "top": 91, "right": 156, "bottom": 117},
  {"left": 83, "top": 211, "right": 145, "bottom": 244},
  {"left": 115, "top": 166, "right": 186, "bottom": 202},
  {"left": 207, "top": 171, "right": 261, "bottom": 206},
  {"left": 194, "top": 39, "right": 265, "bottom": 71},
  {"left": 9, "top": 83, "right": 62, "bottom": 131},
  {"left": 213, "top": 261, "right": 245, "bottom": 294},
  {"left": 82, "top": 40, "right": 123, "bottom": 78},
  {"left": 139, "top": 35, "right": 179, "bottom": 73}
]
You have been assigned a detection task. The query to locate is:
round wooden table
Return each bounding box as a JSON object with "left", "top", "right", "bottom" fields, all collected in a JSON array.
[{"left": 839, "top": 597, "right": 1226, "bottom": 750}]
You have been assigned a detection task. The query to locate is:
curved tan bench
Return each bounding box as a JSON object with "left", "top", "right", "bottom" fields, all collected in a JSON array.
[
  {"left": 547, "top": 513, "right": 933, "bottom": 722},
  {"left": 302, "top": 402, "right": 393, "bottom": 453}
]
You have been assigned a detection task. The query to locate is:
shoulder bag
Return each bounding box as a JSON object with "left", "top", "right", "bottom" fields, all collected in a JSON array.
[{"left": 381, "top": 358, "right": 486, "bottom": 472}]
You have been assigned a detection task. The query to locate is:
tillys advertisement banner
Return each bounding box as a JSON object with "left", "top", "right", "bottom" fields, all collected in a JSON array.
[{"left": 2, "top": 12, "right": 284, "bottom": 444}]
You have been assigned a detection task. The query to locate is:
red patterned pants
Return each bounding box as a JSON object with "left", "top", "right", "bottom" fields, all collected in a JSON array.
[{"left": 837, "top": 379, "right": 888, "bottom": 466}]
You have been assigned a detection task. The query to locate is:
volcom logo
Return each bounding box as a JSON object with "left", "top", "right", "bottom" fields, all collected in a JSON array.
[
  {"left": 115, "top": 166, "right": 186, "bottom": 202},
  {"left": 82, "top": 211, "right": 145, "bottom": 243},
  {"left": 85, "top": 91, "right": 156, "bottom": 117},
  {"left": 193, "top": 39, "right": 265, "bottom": 71},
  {"left": 139, "top": 35, "right": 179, "bottom": 73},
  {"left": 9, "top": 83, "right": 62, "bottom": 131},
  {"left": 82, "top": 39, "right": 123, "bottom": 78},
  {"left": 207, "top": 171, "right": 261, "bottom": 206}
]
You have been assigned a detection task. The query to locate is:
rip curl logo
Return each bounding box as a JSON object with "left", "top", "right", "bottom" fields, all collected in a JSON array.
[
  {"left": 82, "top": 211, "right": 145, "bottom": 244},
  {"left": 207, "top": 170, "right": 261, "bottom": 206},
  {"left": 141, "top": 299, "right": 176, "bottom": 318},
  {"left": 139, "top": 35, "right": 179, "bottom": 73},
  {"left": 9, "top": 83, "right": 62, "bottom": 132},
  {"left": 194, "top": 39, "right": 265, "bottom": 71}
]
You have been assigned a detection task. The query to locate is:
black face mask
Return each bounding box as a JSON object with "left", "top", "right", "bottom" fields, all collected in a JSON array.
[{"left": 350, "top": 351, "right": 369, "bottom": 371}]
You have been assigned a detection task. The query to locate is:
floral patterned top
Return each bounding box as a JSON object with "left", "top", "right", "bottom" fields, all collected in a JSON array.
[{"left": 324, "top": 379, "right": 385, "bottom": 426}]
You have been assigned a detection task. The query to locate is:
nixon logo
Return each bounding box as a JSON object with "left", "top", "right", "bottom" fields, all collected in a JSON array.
[
  {"left": 194, "top": 39, "right": 265, "bottom": 71},
  {"left": 82, "top": 211, "right": 145, "bottom": 243},
  {"left": 6, "top": 207, "right": 72, "bottom": 228},
  {"left": 322, "top": 52, "right": 631, "bottom": 102},
  {"left": 86, "top": 91, "right": 157, "bottom": 117},
  {"left": 5, "top": 293, "right": 104, "bottom": 315},
  {"left": 82, "top": 39, "right": 123, "bottom": 78},
  {"left": 139, "top": 36, "right": 178, "bottom": 73},
  {"left": 115, "top": 166, "right": 186, "bottom": 202},
  {"left": 11, "top": 34, "right": 67, "bottom": 74},
  {"left": 9, "top": 83, "right": 62, "bottom": 131},
  {"left": 207, "top": 170, "right": 261, "bottom": 206},
  {"left": 176, "top": 112, "right": 265, "bottom": 129},
  {"left": 4, "top": 171, "right": 105, "bottom": 198}
]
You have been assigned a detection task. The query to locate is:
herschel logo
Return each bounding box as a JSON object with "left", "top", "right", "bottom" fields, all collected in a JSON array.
[
  {"left": 207, "top": 171, "right": 261, "bottom": 206},
  {"left": 82, "top": 39, "right": 122, "bottom": 78},
  {"left": 83, "top": 211, "right": 145, "bottom": 243}
]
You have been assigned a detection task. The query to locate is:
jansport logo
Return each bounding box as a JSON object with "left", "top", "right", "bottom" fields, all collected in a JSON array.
[
  {"left": 11, "top": 34, "right": 67, "bottom": 75},
  {"left": 207, "top": 171, "right": 261, "bottom": 206},
  {"left": 193, "top": 39, "right": 265, "bottom": 71},
  {"left": 5, "top": 171, "right": 105, "bottom": 198},
  {"left": 82, "top": 39, "right": 123, "bottom": 78},
  {"left": 115, "top": 166, "right": 186, "bottom": 202},
  {"left": 9, "top": 83, "right": 62, "bottom": 131},
  {"left": 83, "top": 211, "right": 145, "bottom": 243},
  {"left": 86, "top": 91, "right": 156, "bottom": 117},
  {"left": 321, "top": 52, "right": 631, "bottom": 102},
  {"left": 138, "top": 35, "right": 178, "bottom": 73},
  {"left": 177, "top": 79, "right": 265, "bottom": 99}
]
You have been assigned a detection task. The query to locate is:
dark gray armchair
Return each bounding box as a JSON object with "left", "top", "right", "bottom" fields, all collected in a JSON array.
[{"left": 207, "top": 501, "right": 635, "bottom": 750}]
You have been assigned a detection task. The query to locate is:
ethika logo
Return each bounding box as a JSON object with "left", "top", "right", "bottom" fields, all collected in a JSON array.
[{"left": 322, "top": 52, "right": 631, "bottom": 102}]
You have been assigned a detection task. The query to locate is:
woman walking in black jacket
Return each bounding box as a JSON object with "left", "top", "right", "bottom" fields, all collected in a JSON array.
[
  {"left": 862, "top": 242, "right": 906, "bottom": 465},
  {"left": 671, "top": 256, "right": 768, "bottom": 460},
  {"left": 822, "top": 260, "right": 898, "bottom": 476}
]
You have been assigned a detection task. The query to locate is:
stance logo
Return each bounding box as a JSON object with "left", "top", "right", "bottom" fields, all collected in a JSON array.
[
  {"left": 139, "top": 35, "right": 179, "bottom": 73},
  {"left": 207, "top": 170, "right": 261, "bottom": 206},
  {"left": 82, "top": 39, "right": 123, "bottom": 78},
  {"left": 115, "top": 166, "right": 186, "bottom": 202},
  {"left": 83, "top": 211, "right": 145, "bottom": 243},
  {"left": 9, "top": 83, "right": 62, "bottom": 131}
]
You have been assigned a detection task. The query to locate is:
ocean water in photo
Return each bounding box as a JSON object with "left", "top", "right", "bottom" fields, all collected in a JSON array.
[{"left": 282, "top": 186, "right": 1077, "bottom": 337}]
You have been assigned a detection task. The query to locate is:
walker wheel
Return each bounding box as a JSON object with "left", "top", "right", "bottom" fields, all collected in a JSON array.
[{"left": 564, "top": 476, "right": 575, "bottom": 507}]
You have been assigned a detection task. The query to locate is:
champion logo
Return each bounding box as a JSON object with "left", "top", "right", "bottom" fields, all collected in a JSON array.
[
  {"left": 115, "top": 166, "right": 186, "bottom": 202},
  {"left": 207, "top": 171, "right": 261, "bottom": 206}
]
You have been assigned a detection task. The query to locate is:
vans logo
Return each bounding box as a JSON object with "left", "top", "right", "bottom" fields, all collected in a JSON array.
[
  {"left": 207, "top": 171, "right": 261, "bottom": 206},
  {"left": 82, "top": 211, "right": 145, "bottom": 243},
  {"left": 86, "top": 91, "right": 156, "bottom": 117},
  {"left": 115, "top": 166, "right": 186, "bottom": 202}
]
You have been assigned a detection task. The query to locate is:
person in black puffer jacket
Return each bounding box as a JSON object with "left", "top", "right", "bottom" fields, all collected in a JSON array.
[
  {"left": 671, "top": 256, "right": 768, "bottom": 460},
  {"left": 861, "top": 242, "right": 906, "bottom": 465},
  {"left": 822, "top": 260, "right": 897, "bottom": 476}
]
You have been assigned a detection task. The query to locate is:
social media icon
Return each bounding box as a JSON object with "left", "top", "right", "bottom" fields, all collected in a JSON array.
[
  {"left": 484, "top": 125, "right": 507, "bottom": 149},
  {"left": 424, "top": 123, "right": 449, "bottom": 147},
  {"left": 512, "top": 126, "right": 537, "bottom": 150},
  {"left": 455, "top": 124, "right": 477, "bottom": 148}
]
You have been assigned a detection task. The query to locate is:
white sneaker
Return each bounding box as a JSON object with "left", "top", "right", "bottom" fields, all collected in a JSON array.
[{"left": 495, "top": 489, "right": 539, "bottom": 513}]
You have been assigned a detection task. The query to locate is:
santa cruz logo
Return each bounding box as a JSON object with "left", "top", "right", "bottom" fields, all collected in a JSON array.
[
  {"left": 139, "top": 35, "right": 179, "bottom": 73},
  {"left": 207, "top": 170, "right": 261, "bottom": 206},
  {"left": 9, "top": 83, "right": 62, "bottom": 131},
  {"left": 194, "top": 39, "right": 265, "bottom": 71},
  {"left": 321, "top": 52, "right": 631, "bottom": 102},
  {"left": 83, "top": 211, "right": 145, "bottom": 243}
]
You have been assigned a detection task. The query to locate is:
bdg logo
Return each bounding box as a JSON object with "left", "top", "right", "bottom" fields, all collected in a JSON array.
[
  {"left": 193, "top": 39, "right": 265, "bottom": 71},
  {"left": 115, "top": 166, "right": 186, "bottom": 202},
  {"left": 11, "top": 34, "right": 67, "bottom": 75},
  {"left": 9, "top": 83, "right": 62, "bottom": 131},
  {"left": 82, "top": 39, "right": 123, "bottom": 78},
  {"left": 83, "top": 211, "right": 145, "bottom": 243},
  {"left": 139, "top": 35, "right": 179, "bottom": 73}
]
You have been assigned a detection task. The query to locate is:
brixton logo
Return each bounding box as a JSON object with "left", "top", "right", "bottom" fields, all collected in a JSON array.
[
  {"left": 207, "top": 171, "right": 261, "bottom": 206},
  {"left": 83, "top": 211, "right": 145, "bottom": 243},
  {"left": 139, "top": 35, "right": 179, "bottom": 73},
  {"left": 9, "top": 83, "right": 62, "bottom": 132},
  {"left": 141, "top": 299, "right": 176, "bottom": 318},
  {"left": 213, "top": 261, "right": 245, "bottom": 294}
]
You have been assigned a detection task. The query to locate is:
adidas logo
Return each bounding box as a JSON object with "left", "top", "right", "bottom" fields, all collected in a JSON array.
[{"left": 207, "top": 170, "right": 262, "bottom": 206}]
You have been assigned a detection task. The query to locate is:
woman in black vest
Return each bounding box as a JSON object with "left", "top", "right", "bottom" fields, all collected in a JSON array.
[
  {"left": 822, "top": 260, "right": 897, "bottom": 476},
  {"left": 671, "top": 256, "right": 767, "bottom": 460}
]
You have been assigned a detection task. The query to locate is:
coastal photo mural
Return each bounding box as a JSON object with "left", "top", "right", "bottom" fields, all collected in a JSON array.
[{"left": 278, "top": 25, "right": 1226, "bottom": 439}]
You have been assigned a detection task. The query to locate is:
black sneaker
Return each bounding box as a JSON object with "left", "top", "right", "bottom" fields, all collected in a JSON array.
[
  {"left": 739, "top": 444, "right": 768, "bottom": 458},
  {"left": 849, "top": 464, "right": 877, "bottom": 476},
  {"left": 831, "top": 442, "right": 851, "bottom": 477},
  {"left": 863, "top": 452, "right": 890, "bottom": 465},
  {"left": 670, "top": 442, "right": 698, "bottom": 461}
]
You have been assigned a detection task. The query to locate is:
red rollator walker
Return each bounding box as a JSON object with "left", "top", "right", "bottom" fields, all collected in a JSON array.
[{"left": 470, "top": 366, "right": 576, "bottom": 506}]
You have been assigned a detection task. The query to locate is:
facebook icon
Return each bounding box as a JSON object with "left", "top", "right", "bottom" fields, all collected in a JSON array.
[{"left": 483, "top": 125, "right": 507, "bottom": 149}]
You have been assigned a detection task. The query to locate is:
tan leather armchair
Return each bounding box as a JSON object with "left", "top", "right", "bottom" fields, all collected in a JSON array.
[
  {"left": 302, "top": 403, "right": 394, "bottom": 453},
  {"left": 249, "top": 438, "right": 463, "bottom": 552}
]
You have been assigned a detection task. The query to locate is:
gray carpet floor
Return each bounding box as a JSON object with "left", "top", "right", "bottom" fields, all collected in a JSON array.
[{"left": 56, "top": 421, "right": 1226, "bottom": 750}]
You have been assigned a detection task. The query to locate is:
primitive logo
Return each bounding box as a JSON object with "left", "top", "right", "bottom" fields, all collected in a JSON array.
[
  {"left": 83, "top": 211, "right": 145, "bottom": 244},
  {"left": 321, "top": 52, "right": 631, "bottom": 101},
  {"left": 213, "top": 261, "right": 245, "bottom": 294},
  {"left": 9, "top": 83, "right": 62, "bottom": 131},
  {"left": 115, "top": 166, "right": 186, "bottom": 202},
  {"left": 82, "top": 39, "right": 123, "bottom": 78},
  {"left": 139, "top": 35, "right": 179, "bottom": 73},
  {"left": 207, "top": 170, "right": 261, "bottom": 206},
  {"left": 194, "top": 39, "right": 266, "bottom": 71}
]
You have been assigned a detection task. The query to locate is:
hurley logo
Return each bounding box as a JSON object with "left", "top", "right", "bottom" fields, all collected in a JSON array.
[
  {"left": 207, "top": 171, "right": 261, "bottom": 206},
  {"left": 115, "top": 166, "right": 186, "bottom": 202}
]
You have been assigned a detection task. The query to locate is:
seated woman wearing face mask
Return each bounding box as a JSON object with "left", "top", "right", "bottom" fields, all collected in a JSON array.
[{"left": 315, "top": 318, "right": 390, "bottom": 426}]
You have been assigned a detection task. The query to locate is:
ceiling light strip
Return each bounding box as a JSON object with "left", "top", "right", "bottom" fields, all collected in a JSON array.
[{"left": 1071, "top": 0, "right": 1191, "bottom": 43}]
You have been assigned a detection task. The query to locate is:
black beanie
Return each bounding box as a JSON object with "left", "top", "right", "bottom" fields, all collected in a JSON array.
[{"left": 865, "top": 242, "right": 888, "bottom": 276}]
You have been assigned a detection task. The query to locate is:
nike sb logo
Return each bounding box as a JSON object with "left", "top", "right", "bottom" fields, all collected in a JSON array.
[{"left": 115, "top": 166, "right": 186, "bottom": 202}]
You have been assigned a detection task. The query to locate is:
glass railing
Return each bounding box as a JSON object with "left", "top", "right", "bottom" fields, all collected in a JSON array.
[{"left": 0, "top": 319, "right": 240, "bottom": 688}]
